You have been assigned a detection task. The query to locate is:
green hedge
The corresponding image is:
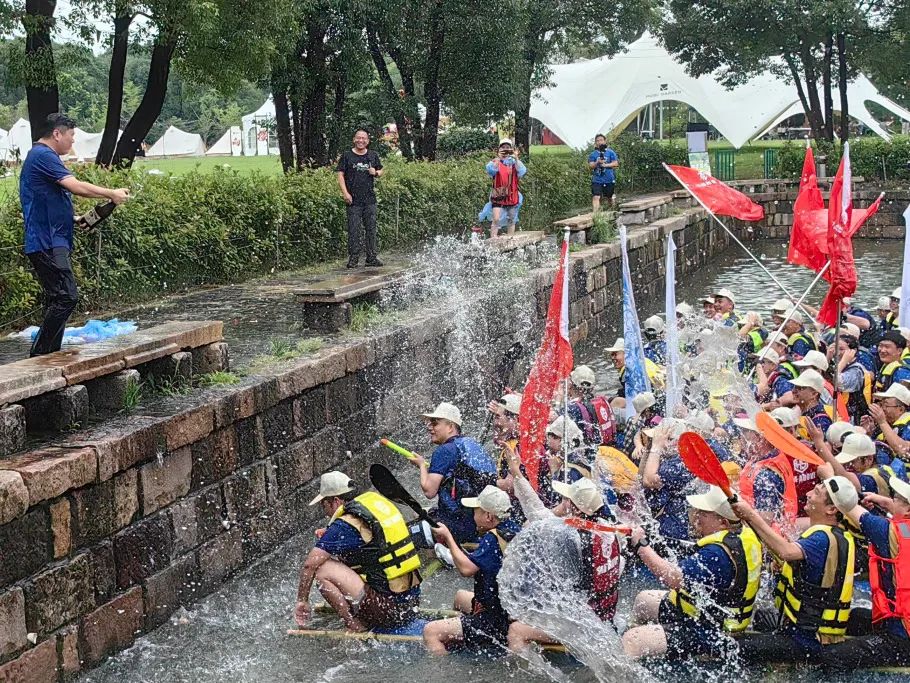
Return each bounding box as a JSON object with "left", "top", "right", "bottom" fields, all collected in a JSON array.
[
  {"left": 0, "top": 143, "right": 685, "bottom": 328},
  {"left": 777, "top": 135, "right": 910, "bottom": 180}
]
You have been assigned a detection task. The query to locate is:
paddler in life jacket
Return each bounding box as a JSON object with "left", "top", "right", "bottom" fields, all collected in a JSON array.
[
  {"left": 409, "top": 402, "right": 497, "bottom": 544},
  {"left": 754, "top": 348, "right": 797, "bottom": 409},
  {"left": 865, "top": 383, "right": 910, "bottom": 480},
  {"left": 770, "top": 298, "right": 792, "bottom": 327},
  {"left": 713, "top": 288, "right": 743, "bottom": 327},
  {"left": 828, "top": 335, "right": 873, "bottom": 422},
  {"left": 732, "top": 475, "right": 857, "bottom": 664},
  {"left": 489, "top": 392, "right": 527, "bottom": 494},
  {"left": 641, "top": 418, "right": 694, "bottom": 552},
  {"left": 294, "top": 471, "right": 422, "bottom": 631},
  {"left": 485, "top": 139, "right": 526, "bottom": 238},
  {"left": 564, "top": 365, "right": 617, "bottom": 448},
  {"left": 875, "top": 330, "right": 910, "bottom": 393},
  {"left": 622, "top": 486, "right": 763, "bottom": 660},
  {"left": 818, "top": 463, "right": 910, "bottom": 672},
  {"left": 781, "top": 308, "right": 818, "bottom": 361},
  {"left": 737, "top": 311, "right": 768, "bottom": 373},
  {"left": 878, "top": 295, "right": 896, "bottom": 333},
  {"left": 642, "top": 315, "right": 668, "bottom": 365},
  {"left": 423, "top": 486, "right": 521, "bottom": 655},
  {"left": 791, "top": 369, "right": 834, "bottom": 437}
]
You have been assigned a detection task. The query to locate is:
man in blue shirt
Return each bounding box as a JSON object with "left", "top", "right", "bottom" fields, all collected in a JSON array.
[
  {"left": 20, "top": 114, "right": 129, "bottom": 356},
  {"left": 588, "top": 134, "right": 618, "bottom": 211},
  {"left": 410, "top": 402, "right": 497, "bottom": 543},
  {"left": 640, "top": 419, "right": 694, "bottom": 550},
  {"left": 423, "top": 485, "right": 521, "bottom": 654}
]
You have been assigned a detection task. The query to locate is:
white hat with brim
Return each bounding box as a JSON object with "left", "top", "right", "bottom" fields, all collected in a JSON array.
[
  {"left": 827, "top": 421, "right": 859, "bottom": 445},
  {"left": 421, "top": 401, "right": 463, "bottom": 427},
  {"left": 714, "top": 288, "right": 736, "bottom": 305},
  {"left": 498, "top": 393, "right": 522, "bottom": 416},
  {"left": 791, "top": 369, "right": 824, "bottom": 392},
  {"left": 687, "top": 485, "right": 737, "bottom": 521},
  {"left": 840, "top": 323, "right": 861, "bottom": 339},
  {"left": 784, "top": 308, "right": 805, "bottom": 324},
  {"left": 733, "top": 417, "right": 758, "bottom": 432},
  {"left": 644, "top": 418, "right": 686, "bottom": 440},
  {"left": 771, "top": 298, "right": 791, "bottom": 314},
  {"left": 879, "top": 296, "right": 892, "bottom": 310},
  {"left": 874, "top": 383, "right": 910, "bottom": 407},
  {"left": 546, "top": 416, "right": 584, "bottom": 445},
  {"left": 676, "top": 302, "right": 694, "bottom": 316},
  {"left": 462, "top": 485, "right": 511, "bottom": 518},
  {"left": 766, "top": 331, "right": 787, "bottom": 346},
  {"left": 824, "top": 475, "right": 859, "bottom": 513},
  {"left": 687, "top": 410, "right": 715, "bottom": 435},
  {"left": 770, "top": 407, "right": 800, "bottom": 428},
  {"left": 754, "top": 348, "right": 781, "bottom": 365},
  {"left": 890, "top": 476, "right": 910, "bottom": 503},
  {"left": 835, "top": 433, "right": 877, "bottom": 463},
  {"left": 499, "top": 138, "right": 514, "bottom": 148},
  {"left": 632, "top": 391, "right": 656, "bottom": 413},
  {"left": 552, "top": 478, "right": 604, "bottom": 516},
  {"left": 570, "top": 365, "right": 597, "bottom": 388},
  {"left": 701, "top": 296, "right": 716, "bottom": 305},
  {"left": 309, "top": 471, "right": 354, "bottom": 505},
  {"left": 643, "top": 315, "right": 665, "bottom": 333},
  {"left": 794, "top": 350, "right": 829, "bottom": 372},
  {"left": 892, "top": 287, "right": 901, "bottom": 300},
  {"left": 605, "top": 338, "right": 625, "bottom": 353}
]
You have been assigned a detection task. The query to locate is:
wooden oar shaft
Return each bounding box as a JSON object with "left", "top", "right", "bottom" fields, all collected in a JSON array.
[{"left": 287, "top": 627, "right": 567, "bottom": 653}]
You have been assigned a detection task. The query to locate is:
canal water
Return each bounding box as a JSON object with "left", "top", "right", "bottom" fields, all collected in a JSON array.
[{"left": 79, "top": 238, "right": 906, "bottom": 683}]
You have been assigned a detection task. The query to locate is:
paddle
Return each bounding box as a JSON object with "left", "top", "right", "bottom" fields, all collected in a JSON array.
[
  {"left": 564, "top": 517, "right": 632, "bottom": 535},
  {"left": 369, "top": 463, "right": 436, "bottom": 527},
  {"left": 678, "top": 431, "right": 737, "bottom": 501},
  {"left": 380, "top": 438, "right": 419, "bottom": 460},
  {"left": 754, "top": 411, "right": 825, "bottom": 466}
]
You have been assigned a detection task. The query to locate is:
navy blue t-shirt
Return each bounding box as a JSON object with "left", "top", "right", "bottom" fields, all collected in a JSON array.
[
  {"left": 646, "top": 455, "right": 694, "bottom": 542},
  {"left": 588, "top": 148, "right": 618, "bottom": 184},
  {"left": 428, "top": 435, "right": 496, "bottom": 543},
  {"left": 20, "top": 143, "right": 75, "bottom": 253},
  {"left": 468, "top": 517, "right": 522, "bottom": 616}
]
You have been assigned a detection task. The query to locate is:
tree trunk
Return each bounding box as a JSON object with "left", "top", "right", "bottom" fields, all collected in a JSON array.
[
  {"left": 327, "top": 68, "right": 347, "bottom": 162},
  {"left": 300, "top": 20, "right": 328, "bottom": 167},
  {"left": 23, "top": 0, "right": 59, "bottom": 140},
  {"left": 272, "top": 80, "right": 294, "bottom": 173},
  {"left": 96, "top": 4, "right": 132, "bottom": 165},
  {"left": 112, "top": 38, "right": 177, "bottom": 166},
  {"left": 794, "top": 47, "right": 826, "bottom": 142},
  {"left": 367, "top": 26, "right": 414, "bottom": 161},
  {"left": 822, "top": 34, "right": 834, "bottom": 142},
  {"left": 837, "top": 33, "right": 850, "bottom": 143},
  {"left": 420, "top": 0, "right": 445, "bottom": 161},
  {"left": 784, "top": 53, "right": 818, "bottom": 141},
  {"left": 514, "top": 37, "right": 539, "bottom": 156}
]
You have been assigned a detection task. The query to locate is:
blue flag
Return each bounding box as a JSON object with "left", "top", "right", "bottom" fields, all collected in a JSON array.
[
  {"left": 620, "top": 226, "right": 652, "bottom": 418},
  {"left": 664, "top": 236, "right": 682, "bottom": 417}
]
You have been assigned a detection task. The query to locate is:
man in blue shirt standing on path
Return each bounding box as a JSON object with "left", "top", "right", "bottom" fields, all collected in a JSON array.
[
  {"left": 588, "top": 134, "right": 618, "bottom": 211},
  {"left": 19, "top": 114, "right": 130, "bottom": 356}
]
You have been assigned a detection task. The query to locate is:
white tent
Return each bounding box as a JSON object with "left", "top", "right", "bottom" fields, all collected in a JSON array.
[
  {"left": 531, "top": 33, "right": 910, "bottom": 149},
  {"left": 66, "top": 128, "right": 122, "bottom": 162},
  {"left": 241, "top": 98, "right": 275, "bottom": 156},
  {"left": 206, "top": 126, "right": 242, "bottom": 156},
  {"left": 0, "top": 128, "right": 7, "bottom": 162},
  {"left": 146, "top": 125, "right": 206, "bottom": 158},
  {"left": 3, "top": 118, "right": 32, "bottom": 161}
]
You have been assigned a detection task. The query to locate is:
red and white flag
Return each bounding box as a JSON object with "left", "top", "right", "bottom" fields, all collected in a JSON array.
[
  {"left": 818, "top": 143, "right": 859, "bottom": 326},
  {"left": 519, "top": 230, "right": 574, "bottom": 489},
  {"left": 665, "top": 164, "right": 765, "bottom": 221}
]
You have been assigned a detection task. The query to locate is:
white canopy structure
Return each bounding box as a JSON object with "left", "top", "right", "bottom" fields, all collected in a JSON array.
[
  {"left": 146, "top": 126, "right": 206, "bottom": 158},
  {"left": 3, "top": 118, "right": 32, "bottom": 161},
  {"left": 206, "top": 126, "right": 242, "bottom": 156},
  {"left": 531, "top": 33, "right": 910, "bottom": 149},
  {"left": 66, "top": 128, "right": 123, "bottom": 162},
  {"left": 241, "top": 98, "right": 275, "bottom": 156},
  {"left": 0, "top": 128, "right": 7, "bottom": 161}
]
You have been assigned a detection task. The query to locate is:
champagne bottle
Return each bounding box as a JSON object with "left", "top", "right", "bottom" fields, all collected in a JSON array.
[{"left": 77, "top": 201, "right": 116, "bottom": 229}]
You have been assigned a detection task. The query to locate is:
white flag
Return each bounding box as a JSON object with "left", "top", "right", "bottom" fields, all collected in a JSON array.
[
  {"left": 665, "top": 236, "right": 681, "bottom": 417},
  {"left": 901, "top": 205, "right": 910, "bottom": 328}
]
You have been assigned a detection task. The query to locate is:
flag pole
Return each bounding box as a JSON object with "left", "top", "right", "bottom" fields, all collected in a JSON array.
[
  {"left": 662, "top": 162, "right": 816, "bottom": 322},
  {"left": 831, "top": 301, "right": 842, "bottom": 402},
  {"left": 562, "top": 227, "right": 571, "bottom": 484},
  {"left": 748, "top": 260, "right": 831, "bottom": 381}
]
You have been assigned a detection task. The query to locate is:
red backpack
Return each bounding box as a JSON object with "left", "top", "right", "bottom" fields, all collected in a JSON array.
[{"left": 576, "top": 396, "right": 617, "bottom": 446}]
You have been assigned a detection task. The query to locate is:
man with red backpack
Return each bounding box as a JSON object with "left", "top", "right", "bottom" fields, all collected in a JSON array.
[
  {"left": 564, "top": 365, "right": 617, "bottom": 448},
  {"left": 485, "top": 139, "right": 526, "bottom": 237}
]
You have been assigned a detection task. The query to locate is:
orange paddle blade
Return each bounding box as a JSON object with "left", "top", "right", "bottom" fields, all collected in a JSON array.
[
  {"left": 678, "top": 431, "right": 734, "bottom": 499},
  {"left": 564, "top": 517, "right": 631, "bottom": 535},
  {"left": 754, "top": 411, "right": 825, "bottom": 466}
]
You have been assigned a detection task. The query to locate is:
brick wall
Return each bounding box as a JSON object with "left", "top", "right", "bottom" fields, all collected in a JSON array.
[{"left": 0, "top": 204, "right": 740, "bottom": 680}]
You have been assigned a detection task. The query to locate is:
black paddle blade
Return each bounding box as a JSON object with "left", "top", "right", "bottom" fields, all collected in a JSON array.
[{"left": 369, "top": 463, "right": 429, "bottom": 522}]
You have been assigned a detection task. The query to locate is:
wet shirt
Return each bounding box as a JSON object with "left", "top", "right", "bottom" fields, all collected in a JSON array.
[
  {"left": 838, "top": 362, "right": 866, "bottom": 394},
  {"left": 468, "top": 517, "right": 523, "bottom": 616},
  {"left": 803, "top": 403, "right": 833, "bottom": 435},
  {"left": 20, "top": 143, "right": 75, "bottom": 253},
  {"left": 681, "top": 543, "right": 736, "bottom": 592},
  {"left": 860, "top": 513, "right": 908, "bottom": 639},
  {"left": 644, "top": 339, "right": 667, "bottom": 365},
  {"left": 335, "top": 149, "right": 382, "bottom": 205},
  {"left": 646, "top": 455, "right": 694, "bottom": 541},
  {"left": 588, "top": 148, "right": 618, "bottom": 184},
  {"left": 428, "top": 435, "right": 496, "bottom": 543},
  {"left": 770, "top": 370, "right": 794, "bottom": 400},
  {"left": 789, "top": 331, "right": 815, "bottom": 359}
]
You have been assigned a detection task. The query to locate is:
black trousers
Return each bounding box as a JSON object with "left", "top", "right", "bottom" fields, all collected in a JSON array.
[
  {"left": 346, "top": 203, "right": 378, "bottom": 263},
  {"left": 27, "top": 247, "right": 78, "bottom": 356},
  {"left": 821, "top": 630, "right": 910, "bottom": 672}
]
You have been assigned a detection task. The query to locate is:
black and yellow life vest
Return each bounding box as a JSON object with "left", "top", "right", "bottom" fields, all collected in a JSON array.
[
  {"left": 787, "top": 331, "right": 817, "bottom": 355},
  {"left": 668, "top": 526, "right": 763, "bottom": 632},
  {"left": 796, "top": 404, "right": 836, "bottom": 441},
  {"left": 865, "top": 464, "right": 898, "bottom": 499},
  {"left": 875, "top": 412, "right": 910, "bottom": 447},
  {"left": 778, "top": 361, "right": 799, "bottom": 381},
  {"left": 489, "top": 524, "right": 517, "bottom": 554},
  {"left": 877, "top": 360, "right": 910, "bottom": 393},
  {"left": 332, "top": 491, "right": 422, "bottom": 592},
  {"left": 774, "top": 524, "right": 855, "bottom": 643}
]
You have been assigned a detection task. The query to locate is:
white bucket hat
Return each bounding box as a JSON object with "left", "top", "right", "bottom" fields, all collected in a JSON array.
[
  {"left": 643, "top": 315, "right": 665, "bottom": 333},
  {"left": 771, "top": 298, "right": 791, "bottom": 314},
  {"left": 632, "top": 391, "right": 656, "bottom": 413},
  {"left": 794, "top": 350, "right": 829, "bottom": 372},
  {"left": 687, "top": 485, "right": 737, "bottom": 521},
  {"left": 421, "top": 402, "right": 463, "bottom": 426},
  {"left": 552, "top": 478, "right": 604, "bottom": 516},
  {"left": 309, "top": 471, "right": 354, "bottom": 505},
  {"left": 791, "top": 369, "right": 824, "bottom": 392},
  {"left": 570, "top": 365, "right": 597, "bottom": 388},
  {"left": 605, "top": 338, "right": 625, "bottom": 353},
  {"left": 770, "top": 407, "right": 800, "bottom": 428},
  {"left": 462, "top": 485, "right": 511, "bottom": 517},
  {"left": 892, "top": 287, "right": 901, "bottom": 300},
  {"left": 835, "top": 433, "right": 877, "bottom": 464},
  {"left": 714, "top": 288, "right": 736, "bottom": 305}
]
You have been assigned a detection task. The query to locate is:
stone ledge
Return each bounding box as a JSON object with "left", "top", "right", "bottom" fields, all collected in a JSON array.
[{"left": 0, "top": 447, "right": 96, "bottom": 507}]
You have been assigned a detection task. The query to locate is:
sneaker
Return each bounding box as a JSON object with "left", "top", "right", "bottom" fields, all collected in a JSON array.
[
  {"left": 346, "top": 260, "right": 359, "bottom": 269},
  {"left": 434, "top": 542, "right": 455, "bottom": 568},
  {"left": 364, "top": 258, "right": 384, "bottom": 267}
]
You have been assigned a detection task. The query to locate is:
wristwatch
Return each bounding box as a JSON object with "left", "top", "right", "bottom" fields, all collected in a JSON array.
[{"left": 630, "top": 536, "right": 650, "bottom": 554}]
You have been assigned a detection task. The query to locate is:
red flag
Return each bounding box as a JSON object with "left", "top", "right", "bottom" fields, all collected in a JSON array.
[
  {"left": 666, "top": 164, "right": 765, "bottom": 221},
  {"left": 789, "top": 200, "right": 884, "bottom": 277},
  {"left": 818, "top": 144, "right": 857, "bottom": 326},
  {"left": 518, "top": 233, "right": 574, "bottom": 489},
  {"left": 788, "top": 145, "right": 826, "bottom": 272}
]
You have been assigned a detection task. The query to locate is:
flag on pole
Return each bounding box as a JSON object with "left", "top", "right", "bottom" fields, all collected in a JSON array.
[
  {"left": 665, "top": 164, "right": 765, "bottom": 221},
  {"left": 664, "top": 235, "right": 681, "bottom": 418},
  {"left": 901, "top": 205, "right": 910, "bottom": 328},
  {"left": 620, "top": 226, "right": 652, "bottom": 419},
  {"left": 788, "top": 145, "right": 827, "bottom": 272},
  {"left": 519, "top": 230, "right": 574, "bottom": 489},
  {"left": 818, "top": 143, "right": 857, "bottom": 326}
]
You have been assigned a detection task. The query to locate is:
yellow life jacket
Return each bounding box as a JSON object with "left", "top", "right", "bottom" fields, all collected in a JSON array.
[
  {"left": 596, "top": 446, "right": 638, "bottom": 493},
  {"left": 332, "top": 491, "right": 422, "bottom": 592},
  {"left": 846, "top": 465, "right": 898, "bottom": 543},
  {"left": 668, "top": 526, "right": 763, "bottom": 632},
  {"left": 796, "top": 404, "right": 836, "bottom": 441},
  {"left": 774, "top": 524, "right": 855, "bottom": 643},
  {"left": 902, "top": 347, "right": 910, "bottom": 363},
  {"left": 875, "top": 412, "right": 910, "bottom": 444},
  {"left": 489, "top": 525, "right": 517, "bottom": 554},
  {"left": 877, "top": 360, "right": 908, "bottom": 393},
  {"left": 645, "top": 358, "right": 665, "bottom": 388},
  {"left": 787, "top": 331, "right": 818, "bottom": 355}
]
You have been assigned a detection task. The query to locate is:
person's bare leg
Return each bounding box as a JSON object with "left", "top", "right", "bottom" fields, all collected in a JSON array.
[
  {"left": 490, "top": 207, "right": 501, "bottom": 238},
  {"left": 592, "top": 194, "right": 601, "bottom": 213},
  {"left": 453, "top": 589, "right": 474, "bottom": 614},
  {"left": 315, "top": 560, "right": 368, "bottom": 631},
  {"left": 507, "top": 621, "right": 561, "bottom": 653},
  {"left": 622, "top": 625, "right": 669, "bottom": 659},
  {"left": 423, "top": 617, "right": 464, "bottom": 655},
  {"left": 631, "top": 590, "right": 666, "bottom": 625},
  {"left": 506, "top": 219, "right": 517, "bottom": 235}
]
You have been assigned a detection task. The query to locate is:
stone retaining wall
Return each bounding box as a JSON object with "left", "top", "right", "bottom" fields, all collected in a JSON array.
[{"left": 0, "top": 204, "right": 742, "bottom": 681}]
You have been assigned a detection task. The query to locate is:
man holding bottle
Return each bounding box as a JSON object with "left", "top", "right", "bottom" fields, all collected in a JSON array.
[
  {"left": 19, "top": 113, "right": 130, "bottom": 357},
  {"left": 588, "top": 134, "right": 618, "bottom": 211}
]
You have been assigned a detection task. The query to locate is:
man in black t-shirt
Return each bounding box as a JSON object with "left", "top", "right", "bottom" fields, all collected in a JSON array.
[{"left": 335, "top": 130, "right": 384, "bottom": 268}]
